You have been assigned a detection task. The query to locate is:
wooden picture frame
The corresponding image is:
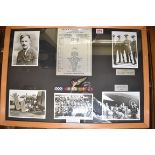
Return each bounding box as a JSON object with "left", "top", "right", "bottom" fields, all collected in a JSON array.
[{"left": 0, "top": 26, "right": 150, "bottom": 128}]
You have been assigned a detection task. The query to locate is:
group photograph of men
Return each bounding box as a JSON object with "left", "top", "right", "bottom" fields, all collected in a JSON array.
[
  {"left": 102, "top": 92, "right": 140, "bottom": 120},
  {"left": 9, "top": 90, "right": 46, "bottom": 119},
  {"left": 112, "top": 31, "right": 138, "bottom": 68},
  {"left": 54, "top": 93, "right": 93, "bottom": 120}
]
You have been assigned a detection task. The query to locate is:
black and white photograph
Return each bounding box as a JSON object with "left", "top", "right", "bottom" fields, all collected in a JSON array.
[
  {"left": 102, "top": 92, "right": 140, "bottom": 120},
  {"left": 54, "top": 93, "right": 93, "bottom": 120},
  {"left": 9, "top": 89, "right": 46, "bottom": 119},
  {"left": 112, "top": 31, "right": 138, "bottom": 68},
  {"left": 12, "top": 31, "right": 40, "bottom": 66}
]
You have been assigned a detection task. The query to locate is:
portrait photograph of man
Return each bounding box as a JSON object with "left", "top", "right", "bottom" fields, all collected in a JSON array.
[{"left": 12, "top": 31, "right": 40, "bottom": 66}]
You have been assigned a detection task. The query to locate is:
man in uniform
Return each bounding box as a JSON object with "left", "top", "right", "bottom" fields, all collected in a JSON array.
[
  {"left": 113, "top": 35, "right": 125, "bottom": 65},
  {"left": 117, "top": 35, "right": 125, "bottom": 64},
  {"left": 16, "top": 34, "right": 37, "bottom": 65},
  {"left": 130, "top": 35, "right": 137, "bottom": 65},
  {"left": 112, "top": 34, "right": 117, "bottom": 65},
  {"left": 123, "top": 34, "right": 132, "bottom": 63},
  {"left": 130, "top": 103, "right": 138, "bottom": 119}
]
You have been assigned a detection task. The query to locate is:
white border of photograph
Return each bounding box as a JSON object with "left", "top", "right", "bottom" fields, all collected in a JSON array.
[
  {"left": 112, "top": 31, "right": 138, "bottom": 68},
  {"left": 54, "top": 93, "right": 93, "bottom": 120},
  {"left": 102, "top": 91, "right": 140, "bottom": 120},
  {"left": 9, "top": 89, "right": 46, "bottom": 119},
  {"left": 12, "top": 31, "right": 40, "bottom": 66}
]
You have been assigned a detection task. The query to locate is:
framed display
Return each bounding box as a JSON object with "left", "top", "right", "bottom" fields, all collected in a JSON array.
[{"left": 0, "top": 26, "right": 150, "bottom": 128}]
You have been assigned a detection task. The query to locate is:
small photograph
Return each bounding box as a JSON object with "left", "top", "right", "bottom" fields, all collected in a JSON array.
[
  {"left": 112, "top": 31, "right": 138, "bottom": 68},
  {"left": 12, "top": 31, "right": 40, "bottom": 66},
  {"left": 54, "top": 93, "right": 93, "bottom": 120},
  {"left": 9, "top": 90, "right": 46, "bottom": 119},
  {"left": 102, "top": 92, "right": 140, "bottom": 120}
]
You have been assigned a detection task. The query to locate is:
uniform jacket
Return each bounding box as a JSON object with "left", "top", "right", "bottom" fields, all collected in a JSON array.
[
  {"left": 17, "top": 47, "right": 37, "bottom": 65},
  {"left": 130, "top": 40, "right": 136, "bottom": 52},
  {"left": 123, "top": 39, "right": 131, "bottom": 51}
]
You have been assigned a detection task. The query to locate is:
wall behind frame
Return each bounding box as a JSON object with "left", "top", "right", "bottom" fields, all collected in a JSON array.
[{"left": 147, "top": 26, "right": 155, "bottom": 129}]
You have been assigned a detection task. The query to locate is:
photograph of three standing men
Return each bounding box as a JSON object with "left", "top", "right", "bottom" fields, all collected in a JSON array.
[{"left": 112, "top": 31, "right": 138, "bottom": 68}]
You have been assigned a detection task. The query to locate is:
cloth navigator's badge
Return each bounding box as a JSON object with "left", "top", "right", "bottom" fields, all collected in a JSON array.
[
  {"left": 54, "top": 77, "right": 93, "bottom": 92},
  {"left": 70, "top": 77, "right": 87, "bottom": 87}
]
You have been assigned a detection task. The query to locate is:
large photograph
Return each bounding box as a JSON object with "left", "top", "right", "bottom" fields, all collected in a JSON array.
[
  {"left": 12, "top": 31, "right": 40, "bottom": 66},
  {"left": 54, "top": 93, "right": 93, "bottom": 120},
  {"left": 112, "top": 31, "right": 138, "bottom": 68},
  {"left": 56, "top": 28, "right": 92, "bottom": 76},
  {"left": 102, "top": 92, "right": 140, "bottom": 120},
  {"left": 9, "top": 90, "right": 46, "bottom": 119}
]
